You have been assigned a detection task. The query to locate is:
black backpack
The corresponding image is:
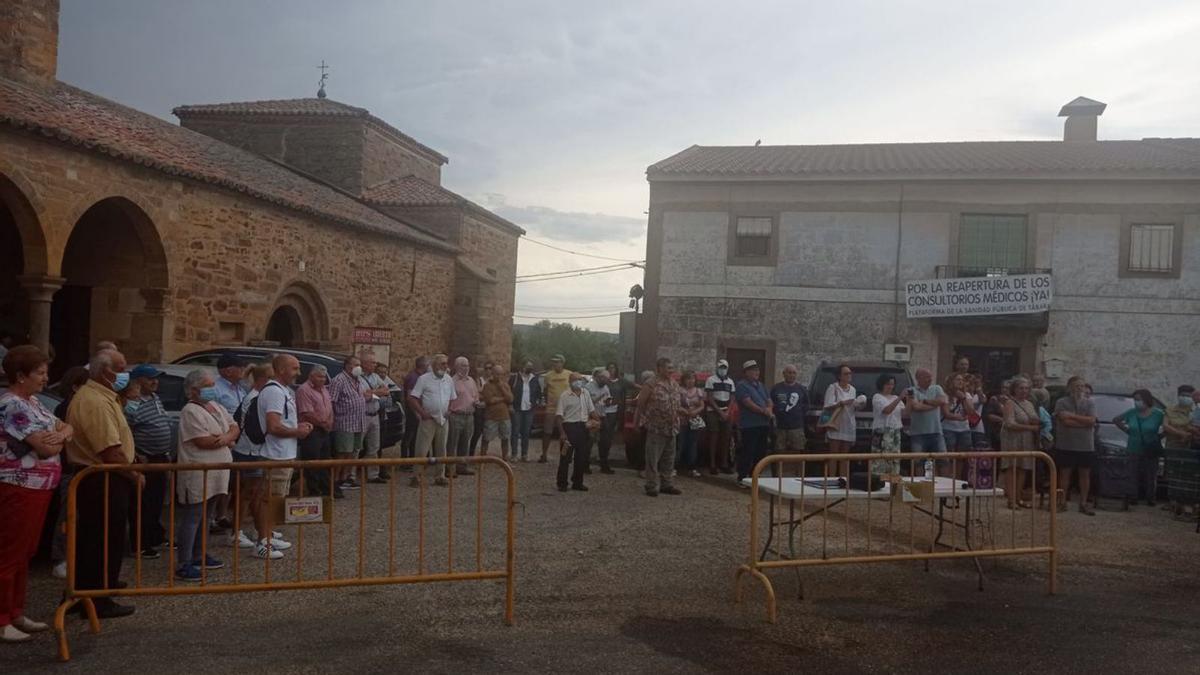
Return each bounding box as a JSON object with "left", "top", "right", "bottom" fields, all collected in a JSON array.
[{"left": 235, "top": 382, "right": 286, "bottom": 445}]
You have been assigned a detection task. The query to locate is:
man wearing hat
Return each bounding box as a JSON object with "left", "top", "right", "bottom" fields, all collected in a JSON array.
[
  {"left": 213, "top": 353, "right": 250, "bottom": 418},
  {"left": 704, "top": 359, "right": 736, "bottom": 474},
  {"left": 125, "top": 364, "right": 173, "bottom": 556},
  {"left": 539, "top": 354, "right": 574, "bottom": 463},
  {"left": 735, "top": 359, "right": 773, "bottom": 483}
]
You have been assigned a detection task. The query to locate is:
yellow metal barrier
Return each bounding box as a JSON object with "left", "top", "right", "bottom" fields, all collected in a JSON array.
[
  {"left": 734, "top": 451, "right": 1058, "bottom": 622},
  {"left": 54, "top": 456, "right": 516, "bottom": 661}
]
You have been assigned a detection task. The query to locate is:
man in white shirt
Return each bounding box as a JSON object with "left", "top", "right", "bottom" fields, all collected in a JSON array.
[
  {"left": 408, "top": 353, "right": 456, "bottom": 486},
  {"left": 256, "top": 354, "right": 312, "bottom": 558},
  {"left": 704, "top": 359, "right": 736, "bottom": 474},
  {"left": 556, "top": 374, "right": 599, "bottom": 492},
  {"left": 357, "top": 352, "right": 392, "bottom": 483}
]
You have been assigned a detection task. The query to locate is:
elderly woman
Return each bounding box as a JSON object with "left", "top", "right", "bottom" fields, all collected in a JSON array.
[
  {"left": 0, "top": 346, "right": 73, "bottom": 642},
  {"left": 175, "top": 369, "right": 238, "bottom": 581},
  {"left": 1113, "top": 388, "right": 1165, "bottom": 508},
  {"left": 822, "top": 364, "right": 862, "bottom": 478},
  {"left": 1001, "top": 377, "right": 1040, "bottom": 509},
  {"left": 296, "top": 364, "right": 334, "bottom": 497}
]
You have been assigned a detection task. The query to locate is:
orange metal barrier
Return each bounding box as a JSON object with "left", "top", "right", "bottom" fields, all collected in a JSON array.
[
  {"left": 54, "top": 456, "right": 516, "bottom": 661},
  {"left": 734, "top": 451, "right": 1058, "bottom": 622}
]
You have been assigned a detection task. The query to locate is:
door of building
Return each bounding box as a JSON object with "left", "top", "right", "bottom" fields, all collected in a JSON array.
[
  {"left": 724, "top": 347, "right": 767, "bottom": 381},
  {"left": 954, "top": 346, "right": 1020, "bottom": 394}
]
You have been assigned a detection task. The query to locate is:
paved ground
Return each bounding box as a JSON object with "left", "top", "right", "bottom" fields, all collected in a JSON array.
[{"left": 11, "top": 453, "right": 1200, "bottom": 673}]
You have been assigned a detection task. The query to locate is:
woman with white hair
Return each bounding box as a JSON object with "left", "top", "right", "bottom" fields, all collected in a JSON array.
[
  {"left": 175, "top": 368, "right": 239, "bottom": 581},
  {"left": 1000, "top": 377, "right": 1039, "bottom": 509}
]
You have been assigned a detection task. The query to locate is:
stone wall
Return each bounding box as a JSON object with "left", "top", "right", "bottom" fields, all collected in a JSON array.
[
  {"left": 178, "top": 116, "right": 366, "bottom": 194},
  {"left": 644, "top": 179, "right": 1200, "bottom": 398},
  {"left": 361, "top": 125, "right": 441, "bottom": 187},
  {"left": 0, "top": 0, "right": 58, "bottom": 87},
  {"left": 458, "top": 210, "right": 519, "bottom": 367},
  {"left": 0, "top": 129, "right": 457, "bottom": 369}
]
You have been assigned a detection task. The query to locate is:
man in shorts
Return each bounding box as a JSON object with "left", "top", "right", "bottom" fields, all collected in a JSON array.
[
  {"left": 329, "top": 354, "right": 367, "bottom": 490},
  {"left": 903, "top": 368, "right": 947, "bottom": 476},
  {"left": 256, "top": 354, "right": 312, "bottom": 558},
  {"left": 770, "top": 364, "right": 808, "bottom": 453},
  {"left": 1053, "top": 375, "right": 1097, "bottom": 515},
  {"left": 480, "top": 364, "right": 514, "bottom": 459}
]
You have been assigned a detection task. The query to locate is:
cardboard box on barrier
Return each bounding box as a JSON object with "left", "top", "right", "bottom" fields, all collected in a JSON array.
[{"left": 267, "top": 496, "right": 332, "bottom": 525}]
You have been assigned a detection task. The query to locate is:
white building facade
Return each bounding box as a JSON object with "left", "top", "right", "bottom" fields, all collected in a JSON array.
[{"left": 637, "top": 100, "right": 1200, "bottom": 396}]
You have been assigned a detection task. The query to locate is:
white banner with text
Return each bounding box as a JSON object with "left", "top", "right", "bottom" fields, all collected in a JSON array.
[{"left": 905, "top": 274, "right": 1052, "bottom": 318}]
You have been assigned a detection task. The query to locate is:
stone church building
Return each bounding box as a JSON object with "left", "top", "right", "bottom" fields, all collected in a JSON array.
[{"left": 0, "top": 0, "right": 521, "bottom": 375}]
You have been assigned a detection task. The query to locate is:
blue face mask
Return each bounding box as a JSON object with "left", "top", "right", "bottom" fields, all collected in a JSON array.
[
  {"left": 113, "top": 372, "right": 131, "bottom": 392},
  {"left": 124, "top": 401, "right": 140, "bottom": 415},
  {"left": 199, "top": 386, "right": 220, "bottom": 403}
]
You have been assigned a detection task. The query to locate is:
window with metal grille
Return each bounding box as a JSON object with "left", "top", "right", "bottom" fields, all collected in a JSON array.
[
  {"left": 958, "top": 214, "right": 1027, "bottom": 275},
  {"left": 734, "top": 217, "right": 772, "bottom": 257},
  {"left": 1127, "top": 224, "right": 1175, "bottom": 273}
]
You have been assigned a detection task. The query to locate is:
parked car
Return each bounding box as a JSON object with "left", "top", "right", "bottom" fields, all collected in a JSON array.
[
  {"left": 172, "top": 347, "right": 404, "bottom": 449},
  {"left": 805, "top": 361, "right": 915, "bottom": 451}
]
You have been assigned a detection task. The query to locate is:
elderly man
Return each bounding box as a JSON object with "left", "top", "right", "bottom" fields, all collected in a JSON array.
[
  {"left": 734, "top": 360, "right": 772, "bottom": 484},
  {"left": 330, "top": 355, "right": 368, "bottom": 491},
  {"left": 124, "top": 364, "right": 172, "bottom": 558},
  {"left": 480, "top": 364, "right": 514, "bottom": 459},
  {"left": 357, "top": 352, "right": 392, "bottom": 483},
  {"left": 540, "top": 355, "right": 573, "bottom": 463},
  {"left": 212, "top": 354, "right": 249, "bottom": 416},
  {"left": 470, "top": 361, "right": 493, "bottom": 455},
  {"left": 1054, "top": 375, "right": 1097, "bottom": 516},
  {"left": 557, "top": 373, "right": 600, "bottom": 492},
  {"left": 509, "top": 361, "right": 541, "bottom": 462},
  {"left": 65, "top": 349, "right": 138, "bottom": 618},
  {"left": 255, "top": 354, "right": 312, "bottom": 559},
  {"left": 447, "top": 357, "right": 480, "bottom": 477},
  {"left": 401, "top": 356, "right": 430, "bottom": 467},
  {"left": 770, "top": 364, "right": 808, "bottom": 454},
  {"left": 636, "top": 357, "right": 683, "bottom": 497},
  {"left": 409, "top": 354, "right": 456, "bottom": 487},
  {"left": 296, "top": 364, "right": 335, "bottom": 497},
  {"left": 585, "top": 369, "right": 614, "bottom": 474},
  {"left": 903, "top": 367, "right": 948, "bottom": 475},
  {"left": 704, "top": 359, "right": 736, "bottom": 475}
]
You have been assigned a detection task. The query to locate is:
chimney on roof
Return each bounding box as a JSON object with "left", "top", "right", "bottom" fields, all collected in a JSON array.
[
  {"left": 0, "top": 0, "right": 60, "bottom": 87},
  {"left": 1058, "top": 96, "right": 1106, "bottom": 142}
]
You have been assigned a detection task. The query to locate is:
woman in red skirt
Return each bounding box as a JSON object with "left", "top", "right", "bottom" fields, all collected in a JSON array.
[{"left": 0, "top": 345, "right": 72, "bottom": 643}]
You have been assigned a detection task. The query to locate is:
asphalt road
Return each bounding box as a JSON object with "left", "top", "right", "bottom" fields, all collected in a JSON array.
[{"left": 9, "top": 456, "right": 1200, "bottom": 673}]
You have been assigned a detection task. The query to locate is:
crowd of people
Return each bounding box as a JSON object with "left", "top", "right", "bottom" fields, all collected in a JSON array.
[{"left": 2, "top": 338, "right": 1198, "bottom": 644}]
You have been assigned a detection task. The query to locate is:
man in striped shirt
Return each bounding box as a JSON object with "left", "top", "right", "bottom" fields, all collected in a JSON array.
[
  {"left": 126, "top": 364, "right": 173, "bottom": 558},
  {"left": 330, "top": 355, "right": 369, "bottom": 490}
]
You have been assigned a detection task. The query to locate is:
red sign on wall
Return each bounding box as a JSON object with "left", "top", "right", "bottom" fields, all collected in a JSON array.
[{"left": 352, "top": 327, "right": 392, "bottom": 345}]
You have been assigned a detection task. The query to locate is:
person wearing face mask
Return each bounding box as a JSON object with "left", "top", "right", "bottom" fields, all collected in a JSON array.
[
  {"left": 1053, "top": 375, "right": 1097, "bottom": 515},
  {"left": 557, "top": 373, "right": 600, "bottom": 492},
  {"left": 1113, "top": 389, "right": 1165, "bottom": 508},
  {"left": 409, "top": 354, "right": 456, "bottom": 486},
  {"left": 508, "top": 361, "right": 541, "bottom": 462},
  {"left": 704, "top": 359, "right": 736, "bottom": 475},
  {"left": 1162, "top": 385, "right": 1199, "bottom": 516},
  {"left": 124, "top": 364, "right": 173, "bottom": 558},
  {"left": 174, "top": 369, "right": 239, "bottom": 581},
  {"left": 329, "top": 355, "right": 369, "bottom": 491},
  {"left": 64, "top": 349, "right": 140, "bottom": 619}
]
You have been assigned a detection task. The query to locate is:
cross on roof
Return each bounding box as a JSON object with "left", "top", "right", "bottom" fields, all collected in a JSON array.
[{"left": 317, "top": 60, "right": 329, "bottom": 99}]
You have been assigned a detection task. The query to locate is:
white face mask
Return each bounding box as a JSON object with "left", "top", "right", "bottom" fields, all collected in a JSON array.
[
  {"left": 351, "top": 366, "right": 364, "bottom": 378},
  {"left": 1178, "top": 396, "right": 1195, "bottom": 409}
]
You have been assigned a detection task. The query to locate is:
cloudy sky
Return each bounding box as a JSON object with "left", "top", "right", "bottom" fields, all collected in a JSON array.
[{"left": 58, "top": 0, "right": 1200, "bottom": 331}]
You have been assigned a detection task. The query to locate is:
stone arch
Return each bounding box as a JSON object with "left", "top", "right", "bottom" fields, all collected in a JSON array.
[
  {"left": 51, "top": 196, "right": 171, "bottom": 370},
  {"left": 0, "top": 171, "right": 52, "bottom": 350},
  {"left": 0, "top": 171, "right": 49, "bottom": 276},
  {"left": 266, "top": 280, "right": 329, "bottom": 348}
]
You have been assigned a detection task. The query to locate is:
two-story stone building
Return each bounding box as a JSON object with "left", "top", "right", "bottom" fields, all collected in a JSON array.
[
  {"left": 638, "top": 99, "right": 1200, "bottom": 395},
  {"left": 0, "top": 0, "right": 521, "bottom": 374}
]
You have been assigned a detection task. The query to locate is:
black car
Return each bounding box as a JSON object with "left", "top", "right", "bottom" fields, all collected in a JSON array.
[
  {"left": 172, "top": 347, "right": 405, "bottom": 449},
  {"left": 805, "top": 361, "right": 915, "bottom": 451}
]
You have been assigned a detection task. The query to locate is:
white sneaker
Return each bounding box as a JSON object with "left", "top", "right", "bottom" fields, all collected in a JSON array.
[
  {"left": 13, "top": 616, "right": 48, "bottom": 633},
  {"left": 254, "top": 541, "right": 284, "bottom": 560},
  {"left": 52, "top": 561, "right": 67, "bottom": 579},
  {"left": 268, "top": 537, "right": 292, "bottom": 550},
  {"left": 230, "top": 530, "right": 255, "bottom": 548},
  {"left": 0, "top": 624, "right": 31, "bottom": 643},
  {"left": 271, "top": 530, "right": 284, "bottom": 540}
]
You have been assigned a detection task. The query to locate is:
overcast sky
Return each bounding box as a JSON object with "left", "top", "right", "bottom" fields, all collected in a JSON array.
[{"left": 58, "top": 0, "right": 1200, "bottom": 331}]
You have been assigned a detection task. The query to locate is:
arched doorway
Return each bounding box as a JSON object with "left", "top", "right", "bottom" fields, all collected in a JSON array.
[
  {"left": 266, "top": 305, "right": 303, "bottom": 347},
  {"left": 266, "top": 282, "right": 328, "bottom": 349},
  {"left": 51, "top": 197, "right": 169, "bottom": 371},
  {"left": 0, "top": 172, "right": 51, "bottom": 354}
]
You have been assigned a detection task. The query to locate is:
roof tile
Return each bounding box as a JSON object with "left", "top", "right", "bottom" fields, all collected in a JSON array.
[{"left": 0, "top": 79, "right": 455, "bottom": 252}]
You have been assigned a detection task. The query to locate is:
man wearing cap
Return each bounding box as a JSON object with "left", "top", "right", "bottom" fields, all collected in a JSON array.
[
  {"left": 125, "top": 364, "right": 173, "bottom": 557},
  {"left": 704, "top": 359, "right": 736, "bottom": 474},
  {"left": 735, "top": 360, "right": 773, "bottom": 483},
  {"left": 213, "top": 354, "right": 250, "bottom": 417},
  {"left": 539, "top": 355, "right": 573, "bottom": 463}
]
